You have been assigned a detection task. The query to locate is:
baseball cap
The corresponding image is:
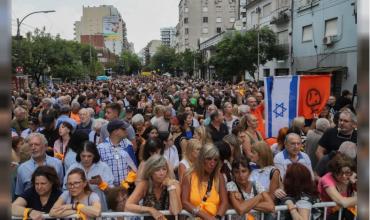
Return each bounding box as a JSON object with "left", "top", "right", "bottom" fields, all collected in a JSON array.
[{"left": 107, "top": 119, "right": 129, "bottom": 133}]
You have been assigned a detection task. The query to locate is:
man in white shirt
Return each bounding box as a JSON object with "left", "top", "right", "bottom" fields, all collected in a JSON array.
[{"left": 274, "top": 133, "right": 313, "bottom": 179}]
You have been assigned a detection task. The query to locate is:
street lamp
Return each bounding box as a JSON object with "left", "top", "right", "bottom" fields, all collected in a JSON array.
[{"left": 16, "top": 10, "right": 56, "bottom": 39}]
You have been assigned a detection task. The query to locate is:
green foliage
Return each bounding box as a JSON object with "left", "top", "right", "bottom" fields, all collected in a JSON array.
[
  {"left": 12, "top": 28, "right": 100, "bottom": 85},
  {"left": 120, "top": 51, "right": 141, "bottom": 75},
  {"left": 210, "top": 27, "right": 287, "bottom": 81},
  {"left": 149, "top": 45, "right": 177, "bottom": 74}
]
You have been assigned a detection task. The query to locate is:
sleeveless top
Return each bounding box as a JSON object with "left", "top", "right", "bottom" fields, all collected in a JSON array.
[
  {"left": 249, "top": 166, "right": 277, "bottom": 192},
  {"left": 143, "top": 187, "right": 174, "bottom": 220},
  {"left": 189, "top": 172, "right": 220, "bottom": 216},
  {"left": 245, "top": 130, "right": 263, "bottom": 145}
]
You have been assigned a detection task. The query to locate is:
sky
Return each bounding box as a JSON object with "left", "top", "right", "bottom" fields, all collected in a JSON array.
[{"left": 11, "top": 0, "right": 180, "bottom": 53}]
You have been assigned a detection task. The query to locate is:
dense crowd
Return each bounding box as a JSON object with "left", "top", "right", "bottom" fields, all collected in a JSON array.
[{"left": 10, "top": 75, "right": 357, "bottom": 220}]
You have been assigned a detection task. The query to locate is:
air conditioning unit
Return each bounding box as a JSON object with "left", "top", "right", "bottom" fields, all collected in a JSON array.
[{"left": 323, "top": 36, "right": 335, "bottom": 45}]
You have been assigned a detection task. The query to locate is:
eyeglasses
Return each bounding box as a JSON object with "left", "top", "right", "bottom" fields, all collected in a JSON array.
[
  {"left": 67, "top": 181, "right": 82, "bottom": 189},
  {"left": 338, "top": 170, "right": 353, "bottom": 177}
]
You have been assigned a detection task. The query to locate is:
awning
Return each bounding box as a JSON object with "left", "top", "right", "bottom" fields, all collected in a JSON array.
[{"left": 297, "top": 66, "right": 348, "bottom": 74}]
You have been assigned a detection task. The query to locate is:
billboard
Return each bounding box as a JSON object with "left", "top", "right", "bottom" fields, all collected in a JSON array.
[{"left": 103, "top": 16, "right": 120, "bottom": 40}]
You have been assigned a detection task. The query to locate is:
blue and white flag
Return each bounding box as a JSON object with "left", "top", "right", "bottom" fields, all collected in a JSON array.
[{"left": 264, "top": 75, "right": 299, "bottom": 138}]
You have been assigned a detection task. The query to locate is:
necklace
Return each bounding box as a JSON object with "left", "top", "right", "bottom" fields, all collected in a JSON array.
[{"left": 336, "top": 130, "right": 353, "bottom": 140}]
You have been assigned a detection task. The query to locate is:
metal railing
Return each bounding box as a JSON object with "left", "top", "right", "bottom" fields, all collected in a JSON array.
[{"left": 13, "top": 201, "right": 353, "bottom": 220}]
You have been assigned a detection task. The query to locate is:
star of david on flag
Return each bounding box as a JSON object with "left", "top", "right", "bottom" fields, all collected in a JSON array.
[{"left": 264, "top": 75, "right": 331, "bottom": 138}]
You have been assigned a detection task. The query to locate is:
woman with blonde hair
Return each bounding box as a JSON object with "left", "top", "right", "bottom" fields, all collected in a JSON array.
[
  {"left": 193, "top": 126, "right": 211, "bottom": 146},
  {"left": 125, "top": 155, "right": 181, "bottom": 220},
  {"left": 249, "top": 141, "right": 281, "bottom": 198},
  {"left": 178, "top": 139, "right": 202, "bottom": 182},
  {"left": 181, "top": 143, "right": 228, "bottom": 219}
]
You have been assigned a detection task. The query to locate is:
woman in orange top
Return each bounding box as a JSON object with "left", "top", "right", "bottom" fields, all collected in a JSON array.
[{"left": 181, "top": 143, "right": 228, "bottom": 220}]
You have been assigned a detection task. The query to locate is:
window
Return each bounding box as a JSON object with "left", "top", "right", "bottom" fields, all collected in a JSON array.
[
  {"left": 277, "top": 30, "right": 289, "bottom": 45},
  {"left": 229, "top": 17, "right": 236, "bottom": 23},
  {"left": 185, "top": 28, "right": 189, "bottom": 34},
  {"left": 251, "top": 11, "right": 258, "bottom": 26},
  {"left": 203, "top": 7, "right": 208, "bottom": 12},
  {"left": 216, "top": 17, "right": 222, "bottom": 23},
  {"left": 184, "top": 17, "right": 188, "bottom": 24},
  {"left": 202, "top": 27, "right": 209, "bottom": 34},
  {"left": 302, "top": 25, "right": 313, "bottom": 42},
  {"left": 241, "top": 12, "right": 247, "bottom": 18},
  {"left": 325, "top": 18, "right": 338, "bottom": 37},
  {"left": 263, "top": 69, "right": 270, "bottom": 77},
  {"left": 263, "top": 3, "right": 271, "bottom": 17},
  {"left": 216, "top": 27, "right": 222, "bottom": 33},
  {"left": 184, "top": 7, "right": 189, "bottom": 13},
  {"left": 203, "top": 17, "right": 208, "bottom": 23}
]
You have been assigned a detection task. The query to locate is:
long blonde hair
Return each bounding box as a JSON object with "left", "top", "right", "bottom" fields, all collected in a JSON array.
[
  {"left": 143, "top": 154, "right": 173, "bottom": 193},
  {"left": 184, "top": 139, "right": 201, "bottom": 165},
  {"left": 190, "top": 143, "right": 221, "bottom": 192}
]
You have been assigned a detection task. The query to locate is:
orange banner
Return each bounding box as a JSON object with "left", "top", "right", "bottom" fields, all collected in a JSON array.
[{"left": 298, "top": 75, "right": 331, "bottom": 119}]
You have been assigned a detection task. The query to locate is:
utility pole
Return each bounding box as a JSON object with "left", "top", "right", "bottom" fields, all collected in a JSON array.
[{"left": 256, "top": 6, "right": 261, "bottom": 83}]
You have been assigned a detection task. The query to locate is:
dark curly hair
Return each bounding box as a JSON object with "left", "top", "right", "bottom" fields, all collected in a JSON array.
[{"left": 31, "top": 165, "right": 60, "bottom": 190}]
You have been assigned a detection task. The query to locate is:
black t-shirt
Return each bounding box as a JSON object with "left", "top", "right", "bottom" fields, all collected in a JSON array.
[
  {"left": 20, "top": 187, "right": 62, "bottom": 213},
  {"left": 207, "top": 123, "right": 229, "bottom": 142},
  {"left": 318, "top": 128, "right": 357, "bottom": 154}
]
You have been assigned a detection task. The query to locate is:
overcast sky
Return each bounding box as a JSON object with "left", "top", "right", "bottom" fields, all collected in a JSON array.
[{"left": 11, "top": 0, "right": 180, "bottom": 53}]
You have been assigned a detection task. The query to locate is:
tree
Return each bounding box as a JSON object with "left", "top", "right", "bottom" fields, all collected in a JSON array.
[
  {"left": 176, "top": 49, "right": 197, "bottom": 76},
  {"left": 149, "top": 45, "right": 177, "bottom": 74},
  {"left": 12, "top": 28, "right": 100, "bottom": 85},
  {"left": 120, "top": 51, "right": 141, "bottom": 75},
  {"left": 210, "top": 27, "right": 287, "bottom": 81}
]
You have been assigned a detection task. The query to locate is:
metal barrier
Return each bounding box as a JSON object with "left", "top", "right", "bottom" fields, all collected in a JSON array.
[{"left": 13, "top": 201, "right": 353, "bottom": 220}]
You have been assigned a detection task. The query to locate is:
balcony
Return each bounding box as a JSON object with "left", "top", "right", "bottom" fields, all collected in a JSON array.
[{"left": 270, "top": 11, "right": 290, "bottom": 25}]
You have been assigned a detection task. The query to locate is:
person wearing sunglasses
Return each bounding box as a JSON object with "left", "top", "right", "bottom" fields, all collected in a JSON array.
[
  {"left": 49, "top": 168, "right": 101, "bottom": 219},
  {"left": 181, "top": 143, "right": 228, "bottom": 220},
  {"left": 318, "top": 153, "right": 357, "bottom": 220}
]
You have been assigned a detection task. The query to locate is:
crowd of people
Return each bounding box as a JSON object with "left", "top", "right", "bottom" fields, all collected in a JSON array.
[{"left": 10, "top": 75, "right": 357, "bottom": 220}]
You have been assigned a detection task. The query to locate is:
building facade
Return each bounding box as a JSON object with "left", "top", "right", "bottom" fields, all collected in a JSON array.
[
  {"left": 74, "top": 5, "right": 129, "bottom": 57},
  {"left": 143, "top": 40, "right": 162, "bottom": 66},
  {"left": 176, "top": 0, "right": 239, "bottom": 52},
  {"left": 160, "top": 27, "right": 176, "bottom": 47},
  {"left": 292, "top": 0, "right": 357, "bottom": 95},
  {"left": 242, "top": 0, "right": 291, "bottom": 81}
]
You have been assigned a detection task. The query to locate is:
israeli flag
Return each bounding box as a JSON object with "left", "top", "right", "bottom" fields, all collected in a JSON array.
[{"left": 264, "top": 75, "right": 299, "bottom": 138}]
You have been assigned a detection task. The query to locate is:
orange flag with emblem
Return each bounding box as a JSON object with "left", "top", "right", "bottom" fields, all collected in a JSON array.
[{"left": 298, "top": 75, "right": 331, "bottom": 119}]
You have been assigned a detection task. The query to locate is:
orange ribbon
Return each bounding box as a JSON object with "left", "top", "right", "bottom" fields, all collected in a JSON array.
[
  {"left": 121, "top": 171, "right": 137, "bottom": 189},
  {"left": 54, "top": 152, "right": 64, "bottom": 161},
  {"left": 98, "top": 181, "right": 108, "bottom": 191},
  {"left": 76, "top": 204, "right": 87, "bottom": 220},
  {"left": 22, "top": 208, "right": 30, "bottom": 220}
]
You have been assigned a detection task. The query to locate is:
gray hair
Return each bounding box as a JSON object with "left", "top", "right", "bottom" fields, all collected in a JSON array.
[
  {"left": 340, "top": 110, "right": 357, "bottom": 124},
  {"left": 92, "top": 118, "right": 109, "bottom": 130},
  {"left": 338, "top": 141, "right": 357, "bottom": 159},
  {"left": 132, "top": 114, "right": 144, "bottom": 125},
  {"left": 238, "top": 104, "right": 250, "bottom": 114},
  {"left": 316, "top": 118, "right": 330, "bottom": 132},
  {"left": 14, "top": 106, "right": 26, "bottom": 115},
  {"left": 284, "top": 132, "right": 301, "bottom": 144},
  {"left": 71, "top": 101, "right": 80, "bottom": 109},
  {"left": 26, "top": 132, "right": 48, "bottom": 146},
  {"left": 86, "top": 107, "right": 95, "bottom": 117},
  {"left": 42, "top": 98, "right": 53, "bottom": 107}
]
